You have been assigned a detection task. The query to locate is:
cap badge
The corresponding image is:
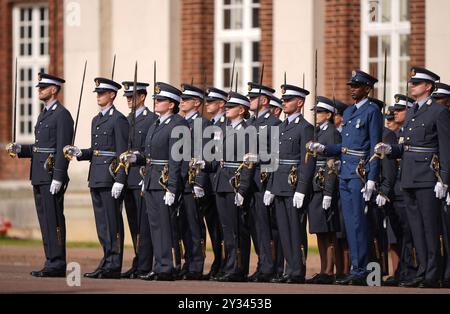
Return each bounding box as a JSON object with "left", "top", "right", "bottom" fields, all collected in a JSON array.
[
  {"left": 395, "top": 96, "right": 400, "bottom": 103},
  {"left": 248, "top": 83, "right": 253, "bottom": 92},
  {"left": 124, "top": 83, "right": 129, "bottom": 91},
  {"left": 155, "top": 84, "right": 161, "bottom": 94},
  {"left": 411, "top": 69, "right": 416, "bottom": 77},
  {"left": 38, "top": 73, "right": 43, "bottom": 81},
  {"left": 352, "top": 71, "right": 357, "bottom": 78},
  {"left": 95, "top": 79, "right": 100, "bottom": 87}
]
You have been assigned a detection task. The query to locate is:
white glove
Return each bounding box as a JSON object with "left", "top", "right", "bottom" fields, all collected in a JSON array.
[
  {"left": 376, "top": 194, "right": 388, "bottom": 207},
  {"left": 308, "top": 142, "right": 325, "bottom": 154},
  {"left": 64, "top": 145, "right": 82, "bottom": 158},
  {"left": 374, "top": 143, "right": 392, "bottom": 155},
  {"left": 111, "top": 182, "right": 124, "bottom": 199},
  {"left": 139, "top": 180, "right": 145, "bottom": 192},
  {"left": 235, "top": 193, "right": 244, "bottom": 207},
  {"left": 293, "top": 192, "right": 305, "bottom": 209},
  {"left": 193, "top": 186, "right": 205, "bottom": 198},
  {"left": 434, "top": 182, "right": 448, "bottom": 200},
  {"left": 243, "top": 153, "right": 258, "bottom": 163},
  {"left": 446, "top": 193, "right": 450, "bottom": 206},
  {"left": 263, "top": 191, "right": 275, "bottom": 206},
  {"left": 322, "top": 195, "right": 332, "bottom": 210},
  {"left": 49, "top": 180, "right": 63, "bottom": 195},
  {"left": 6, "top": 143, "right": 21, "bottom": 154},
  {"left": 123, "top": 152, "right": 137, "bottom": 164},
  {"left": 164, "top": 191, "right": 175, "bottom": 206},
  {"left": 361, "top": 180, "right": 376, "bottom": 202},
  {"left": 193, "top": 160, "right": 206, "bottom": 170}
]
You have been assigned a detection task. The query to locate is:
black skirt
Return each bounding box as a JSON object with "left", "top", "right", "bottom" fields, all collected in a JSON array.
[{"left": 307, "top": 191, "right": 340, "bottom": 234}]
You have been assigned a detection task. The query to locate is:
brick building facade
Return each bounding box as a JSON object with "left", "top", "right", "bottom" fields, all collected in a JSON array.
[{"left": 0, "top": 0, "right": 429, "bottom": 182}]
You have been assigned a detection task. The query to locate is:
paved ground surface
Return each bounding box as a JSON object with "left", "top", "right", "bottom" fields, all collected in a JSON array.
[{"left": 0, "top": 244, "right": 449, "bottom": 294}]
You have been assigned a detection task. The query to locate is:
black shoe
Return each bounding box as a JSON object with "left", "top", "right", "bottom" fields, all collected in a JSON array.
[
  {"left": 218, "top": 273, "right": 247, "bottom": 283},
  {"left": 252, "top": 273, "right": 274, "bottom": 283},
  {"left": 84, "top": 269, "right": 103, "bottom": 279},
  {"left": 183, "top": 272, "right": 204, "bottom": 281},
  {"left": 140, "top": 271, "right": 157, "bottom": 281},
  {"left": 286, "top": 275, "right": 305, "bottom": 284},
  {"left": 399, "top": 277, "right": 423, "bottom": 288},
  {"left": 306, "top": 273, "right": 322, "bottom": 284},
  {"left": 154, "top": 272, "right": 175, "bottom": 281},
  {"left": 316, "top": 274, "right": 335, "bottom": 285},
  {"left": 210, "top": 271, "right": 225, "bottom": 281},
  {"left": 348, "top": 276, "right": 367, "bottom": 286},
  {"left": 30, "top": 269, "right": 66, "bottom": 278},
  {"left": 97, "top": 270, "right": 121, "bottom": 279},
  {"left": 383, "top": 276, "right": 399, "bottom": 287},
  {"left": 248, "top": 271, "right": 260, "bottom": 282},
  {"left": 121, "top": 268, "right": 138, "bottom": 279},
  {"left": 270, "top": 274, "right": 288, "bottom": 283},
  {"left": 419, "top": 280, "right": 440, "bottom": 289},
  {"left": 335, "top": 274, "right": 354, "bottom": 285}
]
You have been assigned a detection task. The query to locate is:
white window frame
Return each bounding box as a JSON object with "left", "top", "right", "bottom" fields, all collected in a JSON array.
[
  {"left": 214, "top": 0, "right": 261, "bottom": 92},
  {"left": 361, "top": 0, "right": 411, "bottom": 101},
  {"left": 12, "top": 3, "right": 49, "bottom": 144}
]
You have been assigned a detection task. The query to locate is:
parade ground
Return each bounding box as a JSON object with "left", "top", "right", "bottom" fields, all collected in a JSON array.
[{"left": 0, "top": 239, "right": 448, "bottom": 294}]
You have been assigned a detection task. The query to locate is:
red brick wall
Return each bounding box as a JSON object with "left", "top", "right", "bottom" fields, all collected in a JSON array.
[
  {"left": 324, "top": 0, "right": 361, "bottom": 104},
  {"left": 260, "top": 0, "right": 273, "bottom": 86},
  {"left": 410, "top": 0, "right": 425, "bottom": 67},
  {"left": 0, "top": 0, "right": 63, "bottom": 181},
  {"left": 180, "top": 0, "right": 215, "bottom": 87}
]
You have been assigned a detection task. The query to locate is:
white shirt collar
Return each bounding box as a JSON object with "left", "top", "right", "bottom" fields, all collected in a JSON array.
[
  {"left": 287, "top": 112, "right": 301, "bottom": 124},
  {"left": 319, "top": 121, "right": 329, "bottom": 130},
  {"left": 100, "top": 104, "right": 113, "bottom": 116},
  {"left": 158, "top": 113, "right": 173, "bottom": 124},
  {"left": 231, "top": 118, "right": 243, "bottom": 129},
  {"left": 417, "top": 96, "right": 431, "bottom": 109},
  {"left": 355, "top": 98, "right": 368, "bottom": 109},
  {"left": 185, "top": 110, "right": 198, "bottom": 120},
  {"left": 45, "top": 99, "right": 58, "bottom": 111},
  {"left": 212, "top": 112, "right": 225, "bottom": 123},
  {"left": 135, "top": 106, "right": 146, "bottom": 117}
]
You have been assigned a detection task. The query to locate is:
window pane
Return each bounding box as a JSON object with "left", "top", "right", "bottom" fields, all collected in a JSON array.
[
  {"left": 400, "top": 0, "right": 410, "bottom": 21},
  {"left": 252, "top": 41, "right": 260, "bottom": 62},
  {"left": 224, "top": 43, "right": 230, "bottom": 63},
  {"left": 369, "top": 36, "right": 378, "bottom": 58},
  {"left": 252, "top": 67, "right": 259, "bottom": 83},
  {"left": 252, "top": 7, "right": 259, "bottom": 28},
  {"left": 400, "top": 34, "right": 410, "bottom": 57},
  {"left": 381, "top": 0, "right": 391, "bottom": 22}
]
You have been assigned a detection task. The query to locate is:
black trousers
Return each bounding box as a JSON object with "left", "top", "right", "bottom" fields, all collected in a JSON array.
[
  {"left": 145, "top": 190, "right": 180, "bottom": 274},
  {"left": 403, "top": 188, "right": 442, "bottom": 283},
  {"left": 124, "top": 188, "right": 153, "bottom": 273},
  {"left": 201, "top": 194, "right": 224, "bottom": 273},
  {"left": 90, "top": 188, "right": 124, "bottom": 272},
  {"left": 250, "top": 191, "right": 280, "bottom": 275},
  {"left": 181, "top": 193, "right": 206, "bottom": 273},
  {"left": 274, "top": 196, "right": 307, "bottom": 277},
  {"left": 215, "top": 192, "right": 251, "bottom": 276},
  {"left": 33, "top": 184, "right": 66, "bottom": 271},
  {"left": 442, "top": 202, "right": 450, "bottom": 282}
]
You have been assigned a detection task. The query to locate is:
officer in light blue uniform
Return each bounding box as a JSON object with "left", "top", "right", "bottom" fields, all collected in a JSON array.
[{"left": 310, "top": 70, "right": 382, "bottom": 285}]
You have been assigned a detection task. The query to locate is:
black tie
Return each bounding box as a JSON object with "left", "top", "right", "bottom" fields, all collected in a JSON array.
[
  {"left": 414, "top": 103, "right": 419, "bottom": 114},
  {"left": 155, "top": 119, "right": 161, "bottom": 128},
  {"left": 211, "top": 118, "right": 215, "bottom": 125}
]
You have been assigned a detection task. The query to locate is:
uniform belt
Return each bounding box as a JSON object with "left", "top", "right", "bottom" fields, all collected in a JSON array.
[
  {"left": 278, "top": 159, "right": 301, "bottom": 166},
  {"left": 221, "top": 162, "right": 241, "bottom": 168},
  {"left": 404, "top": 145, "right": 438, "bottom": 153},
  {"left": 33, "top": 147, "right": 56, "bottom": 154},
  {"left": 146, "top": 159, "right": 169, "bottom": 166},
  {"left": 316, "top": 161, "right": 327, "bottom": 167},
  {"left": 341, "top": 147, "right": 369, "bottom": 157},
  {"left": 93, "top": 150, "right": 116, "bottom": 157}
]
